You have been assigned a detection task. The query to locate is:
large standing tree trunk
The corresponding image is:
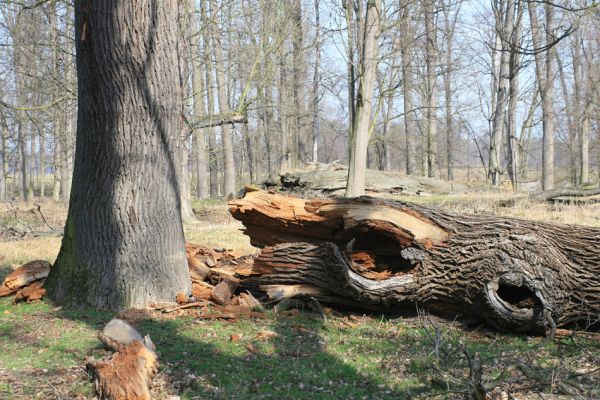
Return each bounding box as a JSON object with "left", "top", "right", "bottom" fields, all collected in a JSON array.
[
  {"left": 230, "top": 191, "right": 600, "bottom": 333},
  {"left": 46, "top": 0, "right": 191, "bottom": 309}
]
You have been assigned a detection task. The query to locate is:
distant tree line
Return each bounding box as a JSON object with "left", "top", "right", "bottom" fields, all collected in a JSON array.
[{"left": 0, "top": 0, "right": 599, "bottom": 204}]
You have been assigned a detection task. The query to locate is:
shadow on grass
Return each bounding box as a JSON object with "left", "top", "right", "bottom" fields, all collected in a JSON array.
[
  {"left": 54, "top": 306, "right": 428, "bottom": 400},
  {"left": 0, "top": 264, "right": 12, "bottom": 282}
]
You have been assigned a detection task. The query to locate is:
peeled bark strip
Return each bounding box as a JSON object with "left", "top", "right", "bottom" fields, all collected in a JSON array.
[{"left": 230, "top": 191, "right": 600, "bottom": 332}]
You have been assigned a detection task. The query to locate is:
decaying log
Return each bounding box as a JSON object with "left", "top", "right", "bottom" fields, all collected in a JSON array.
[
  {"left": 211, "top": 277, "right": 240, "bottom": 305},
  {"left": 275, "top": 162, "right": 466, "bottom": 197},
  {"left": 229, "top": 191, "right": 600, "bottom": 333},
  {"left": 0, "top": 260, "right": 51, "bottom": 297},
  {"left": 14, "top": 281, "right": 46, "bottom": 302},
  {"left": 531, "top": 187, "right": 600, "bottom": 204},
  {"left": 87, "top": 319, "right": 157, "bottom": 400}
]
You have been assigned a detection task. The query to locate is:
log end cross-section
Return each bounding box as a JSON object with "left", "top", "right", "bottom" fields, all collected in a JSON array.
[{"left": 229, "top": 191, "right": 600, "bottom": 333}]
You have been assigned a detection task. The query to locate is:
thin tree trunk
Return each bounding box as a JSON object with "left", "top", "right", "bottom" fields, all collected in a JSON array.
[
  {"left": 200, "top": 9, "right": 220, "bottom": 198},
  {"left": 506, "top": 5, "right": 522, "bottom": 191},
  {"left": 178, "top": 2, "right": 196, "bottom": 223},
  {"left": 53, "top": 136, "right": 61, "bottom": 201},
  {"left": 528, "top": 1, "right": 555, "bottom": 190},
  {"left": 190, "top": 0, "right": 209, "bottom": 199},
  {"left": 424, "top": 0, "right": 438, "bottom": 178},
  {"left": 278, "top": 42, "right": 291, "bottom": 174},
  {"left": 209, "top": 0, "right": 236, "bottom": 197},
  {"left": 442, "top": 0, "right": 460, "bottom": 182},
  {"left": 18, "top": 114, "right": 29, "bottom": 203},
  {"left": 292, "top": 0, "right": 306, "bottom": 165},
  {"left": 46, "top": 0, "right": 191, "bottom": 309},
  {"left": 346, "top": 0, "right": 381, "bottom": 197},
  {"left": 400, "top": 4, "right": 417, "bottom": 175},
  {"left": 39, "top": 127, "right": 45, "bottom": 198},
  {"left": 557, "top": 54, "right": 578, "bottom": 186},
  {"left": 0, "top": 123, "right": 6, "bottom": 201},
  {"left": 311, "top": 0, "right": 321, "bottom": 163}
]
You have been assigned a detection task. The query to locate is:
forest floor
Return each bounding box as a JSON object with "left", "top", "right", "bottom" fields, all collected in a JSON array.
[{"left": 1, "top": 193, "right": 599, "bottom": 399}]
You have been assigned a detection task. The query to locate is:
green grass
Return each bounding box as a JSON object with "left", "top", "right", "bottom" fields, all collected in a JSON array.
[{"left": 1, "top": 298, "right": 598, "bottom": 399}]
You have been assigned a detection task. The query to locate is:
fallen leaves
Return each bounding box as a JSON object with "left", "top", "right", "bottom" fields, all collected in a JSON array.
[{"left": 254, "top": 330, "right": 278, "bottom": 341}]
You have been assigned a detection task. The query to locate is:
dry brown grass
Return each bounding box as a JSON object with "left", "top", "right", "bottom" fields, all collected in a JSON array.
[{"left": 402, "top": 191, "right": 600, "bottom": 227}]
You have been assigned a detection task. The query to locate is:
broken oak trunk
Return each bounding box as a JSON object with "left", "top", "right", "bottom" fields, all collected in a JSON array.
[{"left": 229, "top": 191, "right": 600, "bottom": 333}]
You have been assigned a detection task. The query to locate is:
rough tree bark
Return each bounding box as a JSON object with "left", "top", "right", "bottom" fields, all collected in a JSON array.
[
  {"left": 230, "top": 191, "right": 600, "bottom": 333},
  {"left": 45, "top": 0, "right": 191, "bottom": 309}
]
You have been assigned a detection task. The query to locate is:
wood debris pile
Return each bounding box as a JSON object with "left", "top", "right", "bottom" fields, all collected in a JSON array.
[{"left": 0, "top": 244, "right": 262, "bottom": 318}]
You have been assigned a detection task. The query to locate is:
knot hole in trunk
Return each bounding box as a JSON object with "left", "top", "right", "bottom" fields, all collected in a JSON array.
[{"left": 484, "top": 273, "right": 547, "bottom": 332}]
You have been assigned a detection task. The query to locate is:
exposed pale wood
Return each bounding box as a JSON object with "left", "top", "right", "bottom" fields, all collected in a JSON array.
[
  {"left": 88, "top": 319, "right": 157, "bottom": 400},
  {"left": 87, "top": 341, "right": 157, "bottom": 400}
]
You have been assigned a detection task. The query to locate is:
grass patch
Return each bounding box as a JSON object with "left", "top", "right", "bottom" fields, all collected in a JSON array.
[{"left": 1, "top": 300, "right": 598, "bottom": 399}]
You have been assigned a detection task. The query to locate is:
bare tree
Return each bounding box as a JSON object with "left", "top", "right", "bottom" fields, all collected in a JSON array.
[{"left": 345, "top": 0, "right": 382, "bottom": 197}]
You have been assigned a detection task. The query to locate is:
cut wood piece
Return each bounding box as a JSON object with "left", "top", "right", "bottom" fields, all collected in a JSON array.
[
  {"left": 192, "top": 282, "right": 213, "bottom": 300},
  {"left": 230, "top": 191, "right": 600, "bottom": 333},
  {"left": 87, "top": 340, "right": 157, "bottom": 400},
  {"left": 99, "top": 319, "right": 145, "bottom": 352},
  {"left": 88, "top": 319, "right": 157, "bottom": 400},
  {"left": 0, "top": 260, "right": 51, "bottom": 297},
  {"left": 232, "top": 291, "right": 262, "bottom": 309},
  {"left": 14, "top": 280, "right": 46, "bottom": 302},
  {"left": 211, "top": 277, "right": 240, "bottom": 305},
  {"left": 188, "top": 257, "right": 210, "bottom": 283}
]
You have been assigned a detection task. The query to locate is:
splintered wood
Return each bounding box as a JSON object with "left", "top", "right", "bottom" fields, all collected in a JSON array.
[
  {"left": 87, "top": 319, "right": 157, "bottom": 400},
  {"left": 0, "top": 260, "right": 51, "bottom": 302}
]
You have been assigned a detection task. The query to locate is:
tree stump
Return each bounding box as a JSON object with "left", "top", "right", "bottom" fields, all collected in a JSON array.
[{"left": 229, "top": 191, "right": 600, "bottom": 333}]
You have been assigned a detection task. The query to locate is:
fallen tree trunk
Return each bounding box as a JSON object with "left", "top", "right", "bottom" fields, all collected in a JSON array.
[
  {"left": 530, "top": 187, "right": 600, "bottom": 204},
  {"left": 276, "top": 162, "right": 467, "bottom": 197},
  {"left": 229, "top": 191, "right": 600, "bottom": 333}
]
